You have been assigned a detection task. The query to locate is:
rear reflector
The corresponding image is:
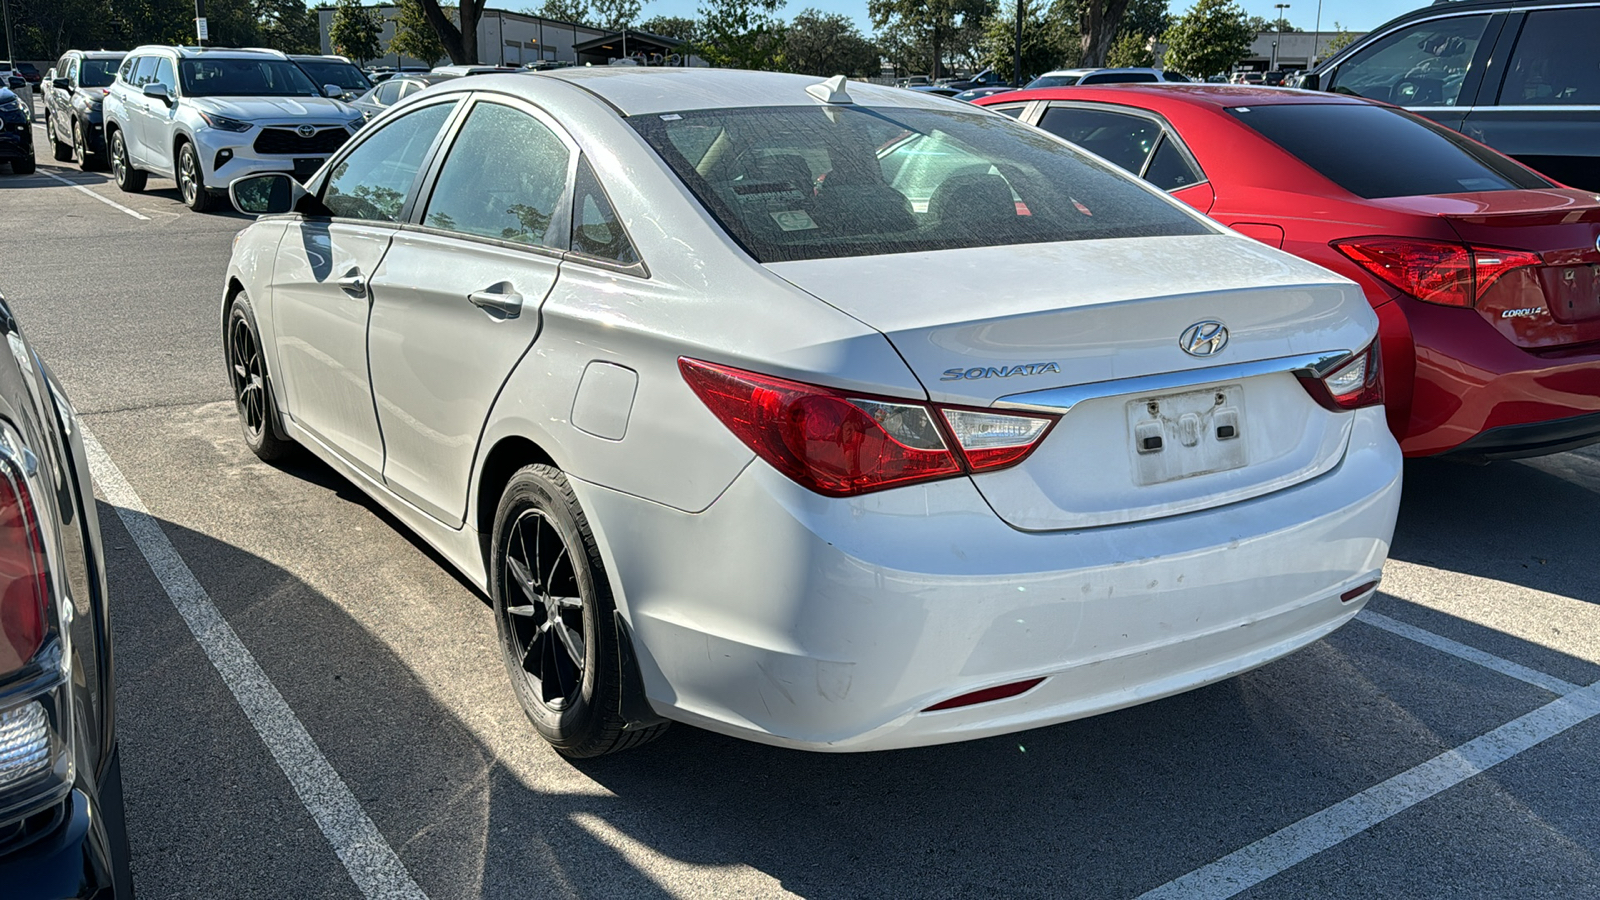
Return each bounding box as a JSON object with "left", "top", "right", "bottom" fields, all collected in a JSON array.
[
  {"left": 924, "top": 678, "right": 1045, "bottom": 712},
  {"left": 1333, "top": 236, "right": 1542, "bottom": 308},
  {"left": 680, "top": 359, "right": 1057, "bottom": 497},
  {"left": 1340, "top": 580, "right": 1380, "bottom": 603},
  {"left": 0, "top": 455, "right": 48, "bottom": 676}
]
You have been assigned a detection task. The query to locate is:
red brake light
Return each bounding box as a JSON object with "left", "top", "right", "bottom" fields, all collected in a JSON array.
[
  {"left": 1298, "top": 342, "right": 1383, "bottom": 411},
  {"left": 1333, "top": 236, "right": 1542, "bottom": 308},
  {"left": 0, "top": 457, "right": 49, "bottom": 676},
  {"left": 679, "top": 359, "right": 1057, "bottom": 497}
]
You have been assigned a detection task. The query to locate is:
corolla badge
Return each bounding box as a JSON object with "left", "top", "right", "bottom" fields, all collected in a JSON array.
[
  {"left": 297, "top": 124, "right": 317, "bottom": 138},
  {"left": 941, "top": 362, "right": 1061, "bottom": 381},
  {"left": 1180, "top": 320, "right": 1229, "bottom": 357}
]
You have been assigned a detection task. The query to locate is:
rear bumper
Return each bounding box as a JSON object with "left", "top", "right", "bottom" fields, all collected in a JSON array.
[
  {"left": 0, "top": 786, "right": 124, "bottom": 899},
  {"left": 1437, "top": 410, "right": 1600, "bottom": 461},
  {"left": 576, "top": 406, "right": 1402, "bottom": 752}
]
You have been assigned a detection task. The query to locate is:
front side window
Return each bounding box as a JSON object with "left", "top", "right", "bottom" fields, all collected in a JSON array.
[
  {"left": 375, "top": 81, "right": 402, "bottom": 106},
  {"left": 323, "top": 101, "right": 456, "bottom": 222},
  {"left": 423, "top": 102, "right": 570, "bottom": 248},
  {"left": 1496, "top": 9, "right": 1600, "bottom": 106},
  {"left": 178, "top": 58, "right": 319, "bottom": 97},
  {"left": 631, "top": 105, "right": 1208, "bottom": 264},
  {"left": 150, "top": 57, "right": 176, "bottom": 92},
  {"left": 1327, "top": 15, "right": 1491, "bottom": 107},
  {"left": 1230, "top": 103, "right": 1550, "bottom": 198}
]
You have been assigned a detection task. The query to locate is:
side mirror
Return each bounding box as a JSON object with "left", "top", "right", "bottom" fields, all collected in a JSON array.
[
  {"left": 230, "top": 173, "right": 305, "bottom": 216},
  {"left": 322, "top": 83, "right": 345, "bottom": 99},
  {"left": 52, "top": 76, "right": 71, "bottom": 90},
  {"left": 142, "top": 82, "right": 172, "bottom": 103},
  {"left": 1299, "top": 72, "right": 1320, "bottom": 91},
  {"left": 5, "top": 76, "right": 24, "bottom": 90}
]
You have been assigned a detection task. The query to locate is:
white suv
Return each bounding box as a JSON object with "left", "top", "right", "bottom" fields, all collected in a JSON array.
[{"left": 104, "top": 46, "right": 362, "bottom": 212}]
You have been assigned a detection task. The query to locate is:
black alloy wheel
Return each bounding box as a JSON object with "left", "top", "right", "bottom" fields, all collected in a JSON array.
[
  {"left": 110, "top": 130, "right": 145, "bottom": 192},
  {"left": 49, "top": 113, "right": 72, "bottom": 161},
  {"left": 491, "top": 465, "right": 667, "bottom": 758},
  {"left": 73, "top": 119, "right": 102, "bottom": 171},
  {"left": 177, "top": 142, "right": 213, "bottom": 212},
  {"left": 226, "top": 294, "right": 291, "bottom": 461}
]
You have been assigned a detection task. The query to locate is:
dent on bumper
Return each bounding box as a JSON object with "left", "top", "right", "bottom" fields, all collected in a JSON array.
[{"left": 574, "top": 407, "right": 1403, "bottom": 752}]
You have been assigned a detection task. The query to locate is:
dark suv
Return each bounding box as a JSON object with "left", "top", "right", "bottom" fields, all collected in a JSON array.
[
  {"left": 1303, "top": 0, "right": 1600, "bottom": 190},
  {"left": 42, "top": 51, "right": 125, "bottom": 171},
  {"left": 0, "top": 80, "right": 34, "bottom": 175}
]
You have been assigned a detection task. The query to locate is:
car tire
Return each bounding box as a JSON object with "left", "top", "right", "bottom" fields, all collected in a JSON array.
[
  {"left": 226, "top": 292, "right": 294, "bottom": 462},
  {"left": 177, "top": 141, "right": 213, "bottom": 212},
  {"left": 11, "top": 155, "right": 34, "bottom": 175},
  {"left": 490, "top": 464, "right": 668, "bottom": 758},
  {"left": 48, "top": 113, "right": 73, "bottom": 161},
  {"left": 109, "top": 129, "right": 145, "bottom": 192},
  {"left": 73, "top": 119, "right": 104, "bottom": 171}
]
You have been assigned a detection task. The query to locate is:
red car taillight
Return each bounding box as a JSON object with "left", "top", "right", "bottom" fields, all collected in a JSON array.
[
  {"left": 1333, "top": 236, "right": 1542, "bottom": 308},
  {"left": 679, "top": 359, "right": 1058, "bottom": 497},
  {"left": 0, "top": 455, "right": 49, "bottom": 676},
  {"left": 1298, "top": 342, "right": 1383, "bottom": 411}
]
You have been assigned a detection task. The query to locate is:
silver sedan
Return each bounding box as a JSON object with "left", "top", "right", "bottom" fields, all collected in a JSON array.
[{"left": 221, "top": 68, "right": 1401, "bottom": 757}]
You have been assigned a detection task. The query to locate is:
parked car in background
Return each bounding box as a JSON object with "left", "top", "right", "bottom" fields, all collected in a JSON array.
[
  {"left": 1025, "top": 68, "right": 1190, "bottom": 88},
  {"left": 980, "top": 83, "right": 1600, "bottom": 458},
  {"left": 1301, "top": 0, "right": 1600, "bottom": 190},
  {"left": 0, "top": 82, "right": 34, "bottom": 173},
  {"left": 907, "top": 84, "right": 961, "bottom": 97},
  {"left": 1, "top": 61, "right": 40, "bottom": 87},
  {"left": 0, "top": 69, "right": 33, "bottom": 123},
  {"left": 104, "top": 45, "right": 362, "bottom": 211},
  {"left": 42, "top": 50, "right": 126, "bottom": 171},
  {"left": 430, "top": 64, "right": 520, "bottom": 77},
  {"left": 944, "top": 67, "right": 1010, "bottom": 90},
  {"left": 289, "top": 54, "right": 371, "bottom": 102},
  {"left": 1262, "top": 70, "right": 1288, "bottom": 86},
  {"left": 349, "top": 72, "right": 457, "bottom": 123},
  {"left": 954, "top": 86, "right": 1013, "bottom": 102},
  {"left": 221, "top": 68, "right": 1399, "bottom": 758},
  {"left": 0, "top": 290, "right": 132, "bottom": 899}
]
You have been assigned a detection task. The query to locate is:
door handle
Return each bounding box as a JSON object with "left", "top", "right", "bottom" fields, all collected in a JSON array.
[
  {"left": 469, "top": 287, "right": 524, "bottom": 319},
  {"left": 336, "top": 272, "right": 366, "bottom": 296}
]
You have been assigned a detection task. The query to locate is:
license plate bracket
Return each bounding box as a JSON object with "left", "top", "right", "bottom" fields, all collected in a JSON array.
[{"left": 1127, "top": 385, "right": 1248, "bottom": 485}]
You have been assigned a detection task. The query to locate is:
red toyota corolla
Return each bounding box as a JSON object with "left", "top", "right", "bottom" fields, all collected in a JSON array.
[{"left": 977, "top": 84, "right": 1600, "bottom": 459}]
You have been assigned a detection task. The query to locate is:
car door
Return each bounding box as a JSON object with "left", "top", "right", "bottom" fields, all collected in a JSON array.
[
  {"left": 116, "top": 56, "right": 154, "bottom": 166},
  {"left": 1459, "top": 6, "right": 1600, "bottom": 191},
  {"left": 365, "top": 95, "right": 572, "bottom": 525},
  {"left": 1032, "top": 103, "right": 1215, "bottom": 213},
  {"left": 140, "top": 55, "right": 178, "bottom": 175},
  {"left": 271, "top": 97, "right": 461, "bottom": 479},
  {"left": 1320, "top": 11, "right": 1502, "bottom": 135}
]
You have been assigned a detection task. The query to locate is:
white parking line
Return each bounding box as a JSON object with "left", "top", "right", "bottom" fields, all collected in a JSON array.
[
  {"left": 81, "top": 425, "right": 428, "bottom": 900},
  {"left": 41, "top": 171, "right": 151, "bottom": 221},
  {"left": 1356, "top": 610, "right": 1580, "bottom": 695},
  {"left": 1137, "top": 683, "right": 1600, "bottom": 899}
]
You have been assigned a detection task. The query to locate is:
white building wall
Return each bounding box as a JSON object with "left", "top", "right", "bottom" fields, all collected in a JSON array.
[{"left": 318, "top": 6, "right": 606, "bottom": 67}]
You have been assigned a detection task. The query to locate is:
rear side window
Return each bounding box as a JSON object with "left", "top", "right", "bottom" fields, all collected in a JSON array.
[
  {"left": 630, "top": 105, "right": 1208, "bottom": 264},
  {"left": 570, "top": 157, "right": 640, "bottom": 265},
  {"left": 1229, "top": 103, "right": 1550, "bottom": 198},
  {"left": 1497, "top": 9, "right": 1600, "bottom": 106}
]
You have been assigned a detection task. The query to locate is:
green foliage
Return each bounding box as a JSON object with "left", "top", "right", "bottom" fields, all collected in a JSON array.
[
  {"left": 390, "top": 0, "right": 448, "bottom": 65},
  {"left": 637, "top": 15, "right": 699, "bottom": 41},
  {"left": 696, "top": 0, "right": 786, "bottom": 69},
  {"left": 781, "top": 8, "right": 878, "bottom": 76},
  {"left": 1105, "top": 29, "right": 1152, "bottom": 66},
  {"left": 5, "top": 0, "right": 323, "bottom": 58},
  {"left": 1160, "top": 0, "right": 1253, "bottom": 78},
  {"left": 591, "top": 0, "right": 642, "bottom": 31},
  {"left": 330, "top": 0, "right": 384, "bottom": 64},
  {"left": 257, "top": 0, "right": 323, "bottom": 53},
  {"left": 870, "top": 0, "right": 993, "bottom": 78},
  {"left": 1244, "top": 14, "right": 1301, "bottom": 32},
  {"left": 528, "top": 0, "right": 591, "bottom": 26},
  {"left": 1119, "top": 0, "right": 1169, "bottom": 44},
  {"left": 979, "top": 0, "right": 1072, "bottom": 81},
  {"left": 1322, "top": 22, "right": 1356, "bottom": 55}
]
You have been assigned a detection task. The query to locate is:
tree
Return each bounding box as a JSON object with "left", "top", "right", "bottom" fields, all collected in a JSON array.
[
  {"left": 591, "top": 0, "right": 641, "bottom": 31},
  {"left": 1119, "top": 0, "right": 1169, "bottom": 45},
  {"left": 1105, "top": 29, "right": 1152, "bottom": 66},
  {"left": 1160, "top": 0, "right": 1253, "bottom": 78},
  {"left": 637, "top": 14, "right": 698, "bottom": 40},
  {"left": 528, "top": 0, "right": 591, "bottom": 25},
  {"left": 870, "top": 0, "right": 992, "bottom": 80},
  {"left": 390, "top": 0, "right": 448, "bottom": 64},
  {"left": 329, "top": 0, "right": 383, "bottom": 63},
  {"left": 1321, "top": 22, "right": 1356, "bottom": 55},
  {"left": 257, "top": 0, "right": 323, "bottom": 53},
  {"left": 415, "top": 0, "right": 487, "bottom": 64},
  {"left": 1075, "top": 0, "right": 1136, "bottom": 67},
  {"left": 979, "top": 0, "right": 1069, "bottom": 81},
  {"left": 782, "top": 9, "right": 878, "bottom": 76},
  {"left": 1245, "top": 14, "right": 1300, "bottom": 31},
  {"left": 696, "top": 0, "right": 786, "bottom": 69}
]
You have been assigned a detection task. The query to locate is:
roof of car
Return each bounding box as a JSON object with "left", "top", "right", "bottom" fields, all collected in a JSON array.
[
  {"left": 534, "top": 67, "right": 961, "bottom": 116},
  {"left": 126, "top": 45, "right": 288, "bottom": 59},
  {"left": 1039, "top": 67, "right": 1164, "bottom": 77},
  {"left": 993, "top": 83, "right": 1373, "bottom": 110},
  {"left": 67, "top": 50, "right": 126, "bottom": 59}
]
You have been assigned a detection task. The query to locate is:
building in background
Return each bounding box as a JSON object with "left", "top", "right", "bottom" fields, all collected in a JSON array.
[{"left": 1241, "top": 31, "right": 1367, "bottom": 72}]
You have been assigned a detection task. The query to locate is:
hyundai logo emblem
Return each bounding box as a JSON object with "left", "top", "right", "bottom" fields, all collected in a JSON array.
[
  {"left": 1180, "top": 321, "right": 1229, "bottom": 357},
  {"left": 297, "top": 124, "right": 317, "bottom": 138}
]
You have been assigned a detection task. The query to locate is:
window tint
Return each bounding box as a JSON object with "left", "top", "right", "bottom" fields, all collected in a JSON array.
[
  {"left": 1025, "top": 74, "right": 1082, "bottom": 88},
  {"left": 126, "top": 57, "right": 155, "bottom": 87},
  {"left": 1497, "top": 9, "right": 1600, "bottom": 106},
  {"left": 1082, "top": 72, "right": 1159, "bottom": 84},
  {"left": 1327, "top": 15, "right": 1490, "bottom": 107},
  {"left": 570, "top": 157, "right": 640, "bottom": 265},
  {"left": 79, "top": 58, "right": 119, "bottom": 87},
  {"left": 631, "top": 105, "right": 1208, "bottom": 264},
  {"left": 375, "top": 81, "right": 402, "bottom": 105},
  {"left": 1037, "top": 106, "right": 1161, "bottom": 175},
  {"left": 1229, "top": 103, "right": 1550, "bottom": 198},
  {"left": 423, "top": 102, "right": 570, "bottom": 247},
  {"left": 1144, "top": 135, "right": 1202, "bottom": 190},
  {"left": 323, "top": 101, "right": 455, "bottom": 222},
  {"left": 151, "top": 57, "right": 175, "bottom": 91},
  {"left": 989, "top": 104, "right": 1026, "bottom": 118},
  {"left": 117, "top": 56, "right": 138, "bottom": 83}
]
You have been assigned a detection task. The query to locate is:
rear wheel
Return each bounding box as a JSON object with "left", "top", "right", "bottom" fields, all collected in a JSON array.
[
  {"left": 109, "top": 129, "right": 145, "bottom": 192},
  {"left": 226, "top": 293, "right": 293, "bottom": 462},
  {"left": 490, "top": 465, "right": 667, "bottom": 758},
  {"left": 48, "top": 113, "right": 72, "bottom": 161},
  {"left": 177, "top": 142, "right": 213, "bottom": 212}
]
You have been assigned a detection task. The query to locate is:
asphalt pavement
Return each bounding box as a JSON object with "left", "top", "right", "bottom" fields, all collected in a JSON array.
[{"left": 4, "top": 110, "right": 1598, "bottom": 899}]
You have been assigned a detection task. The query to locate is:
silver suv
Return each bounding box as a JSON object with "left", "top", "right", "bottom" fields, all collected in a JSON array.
[{"left": 104, "top": 46, "right": 362, "bottom": 212}]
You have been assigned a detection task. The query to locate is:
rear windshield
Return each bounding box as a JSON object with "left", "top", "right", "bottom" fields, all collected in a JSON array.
[
  {"left": 1229, "top": 103, "right": 1551, "bottom": 198},
  {"left": 630, "top": 105, "right": 1210, "bottom": 263},
  {"left": 79, "top": 59, "right": 121, "bottom": 87}
]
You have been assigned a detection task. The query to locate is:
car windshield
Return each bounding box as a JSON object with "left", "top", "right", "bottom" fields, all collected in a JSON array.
[
  {"left": 1229, "top": 103, "right": 1552, "bottom": 198},
  {"left": 80, "top": 59, "right": 121, "bottom": 87},
  {"left": 179, "top": 58, "right": 320, "bottom": 97},
  {"left": 1026, "top": 74, "right": 1082, "bottom": 88},
  {"left": 297, "top": 60, "right": 369, "bottom": 90},
  {"left": 631, "top": 104, "right": 1210, "bottom": 264}
]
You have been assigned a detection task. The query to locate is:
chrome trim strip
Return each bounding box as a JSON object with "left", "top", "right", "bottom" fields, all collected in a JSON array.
[
  {"left": 993, "top": 351, "right": 1352, "bottom": 413},
  {"left": 1457, "top": 105, "right": 1600, "bottom": 112}
]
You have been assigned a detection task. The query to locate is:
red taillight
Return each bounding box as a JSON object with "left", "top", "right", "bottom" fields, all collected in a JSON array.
[
  {"left": 1333, "top": 236, "right": 1542, "bottom": 308},
  {"left": 1299, "top": 342, "right": 1383, "bottom": 412},
  {"left": 0, "top": 458, "right": 49, "bottom": 676},
  {"left": 679, "top": 359, "right": 1057, "bottom": 497}
]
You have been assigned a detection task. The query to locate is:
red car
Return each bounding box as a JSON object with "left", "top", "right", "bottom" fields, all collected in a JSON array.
[{"left": 977, "top": 84, "right": 1600, "bottom": 459}]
